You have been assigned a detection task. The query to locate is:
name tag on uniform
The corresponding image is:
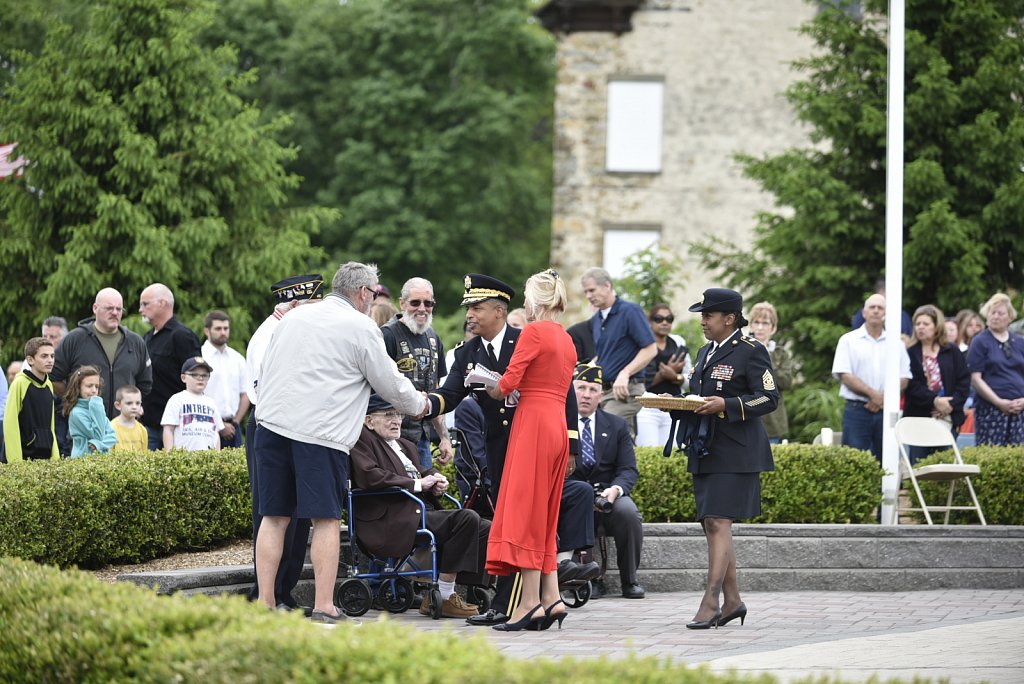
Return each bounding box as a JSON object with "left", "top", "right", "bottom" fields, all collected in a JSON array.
[{"left": 710, "top": 364, "right": 734, "bottom": 381}]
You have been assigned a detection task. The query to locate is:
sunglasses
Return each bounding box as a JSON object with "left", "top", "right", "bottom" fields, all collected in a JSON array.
[
  {"left": 363, "top": 286, "right": 380, "bottom": 300},
  {"left": 999, "top": 341, "right": 1016, "bottom": 359},
  {"left": 651, "top": 314, "right": 675, "bottom": 324},
  {"left": 406, "top": 299, "right": 435, "bottom": 309}
]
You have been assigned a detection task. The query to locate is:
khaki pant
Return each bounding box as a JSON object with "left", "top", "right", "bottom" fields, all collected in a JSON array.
[{"left": 599, "top": 380, "right": 646, "bottom": 438}]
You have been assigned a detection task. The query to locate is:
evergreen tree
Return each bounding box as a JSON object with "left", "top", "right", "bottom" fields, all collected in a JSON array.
[
  {"left": 0, "top": 0, "right": 329, "bottom": 351},
  {"left": 694, "top": 0, "right": 1024, "bottom": 379},
  {"left": 202, "top": 0, "right": 556, "bottom": 306}
]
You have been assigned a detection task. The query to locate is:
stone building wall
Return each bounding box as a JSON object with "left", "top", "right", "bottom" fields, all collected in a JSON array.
[{"left": 549, "top": 0, "right": 818, "bottom": 321}]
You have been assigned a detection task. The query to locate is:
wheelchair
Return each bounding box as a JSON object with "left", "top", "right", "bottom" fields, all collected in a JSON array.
[{"left": 335, "top": 486, "right": 493, "bottom": 619}]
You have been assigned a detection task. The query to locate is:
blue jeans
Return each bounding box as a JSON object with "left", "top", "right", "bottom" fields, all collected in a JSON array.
[
  {"left": 417, "top": 436, "right": 432, "bottom": 469},
  {"left": 147, "top": 424, "right": 163, "bottom": 451},
  {"left": 841, "top": 400, "right": 883, "bottom": 462},
  {"left": 220, "top": 419, "right": 244, "bottom": 449}
]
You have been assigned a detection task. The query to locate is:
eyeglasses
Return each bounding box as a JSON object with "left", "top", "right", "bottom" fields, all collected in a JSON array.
[
  {"left": 406, "top": 299, "right": 435, "bottom": 309},
  {"left": 372, "top": 411, "right": 403, "bottom": 419},
  {"left": 651, "top": 314, "right": 674, "bottom": 324},
  {"left": 185, "top": 373, "right": 210, "bottom": 380},
  {"left": 98, "top": 306, "right": 124, "bottom": 314},
  {"left": 363, "top": 286, "right": 380, "bottom": 300}
]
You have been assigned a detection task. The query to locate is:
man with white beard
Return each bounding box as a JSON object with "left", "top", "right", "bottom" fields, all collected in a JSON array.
[{"left": 381, "top": 277, "right": 453, "bottom": 468}]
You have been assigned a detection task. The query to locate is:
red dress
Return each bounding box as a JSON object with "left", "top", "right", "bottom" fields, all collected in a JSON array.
[{"left": 485, "top": 320, "right": 576, "bottom": 575}]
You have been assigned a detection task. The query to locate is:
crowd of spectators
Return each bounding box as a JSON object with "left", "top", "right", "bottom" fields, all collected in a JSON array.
[{"left": 1, "top": 265, "right": 1021, "bottom": 627}]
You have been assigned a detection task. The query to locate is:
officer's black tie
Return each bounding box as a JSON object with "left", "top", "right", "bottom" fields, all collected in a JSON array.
[{"left": 486, "top": 342, "right": 499, "bottom": 371}]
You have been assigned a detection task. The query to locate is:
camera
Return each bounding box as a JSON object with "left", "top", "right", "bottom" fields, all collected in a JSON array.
[{"left": 593, "top": 483, "right": 613, "bottom": 513}]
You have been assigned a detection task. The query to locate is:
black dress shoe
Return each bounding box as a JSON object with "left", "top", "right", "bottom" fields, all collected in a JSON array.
[
  {"left": 466, "top": 608, "right": 508, "bottom": 626},
  {"left": 575, "top": 561, "right": 600, "bottom": 582},
  {"left": 590, "top": 579, "right": 606, "bottom": 600},
  {"left": 686, "top": 611, "right": 722, "bottom": 630},
  {"left": 557, "top": 559, "right": 583, "bottom": 582},
  {"left": 718, "top": 603, "right": 747, "bottom": 626},
  {"left": 621, "top": 582, "right": 645, "bottom": 599}
]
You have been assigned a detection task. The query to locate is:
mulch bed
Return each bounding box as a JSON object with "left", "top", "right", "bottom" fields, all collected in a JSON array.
[{"left": 88, "top": 539, "right": 252, "bottom": 583}]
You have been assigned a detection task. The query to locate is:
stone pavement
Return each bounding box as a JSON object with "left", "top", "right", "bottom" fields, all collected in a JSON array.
[{"left": 367, "top": 588, "right": 1024, "bottom": 683}]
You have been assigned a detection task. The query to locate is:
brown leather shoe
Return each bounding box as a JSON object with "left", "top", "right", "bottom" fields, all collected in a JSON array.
[
  {"left": 441, "top": 593, "right": 480, "bottom": 618},
  {"left": 418, "top": 594, "right": 430, "bottom": 616}
]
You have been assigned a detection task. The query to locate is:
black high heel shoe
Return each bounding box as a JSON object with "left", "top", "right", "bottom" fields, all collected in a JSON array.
[
  {"left": 532, "top": 599, "right": 568, "bottom": 631},
  {"left": 685, "top": 611, "right": 722, "bottom": 630},
  {"left": 718, "top": 603, "right": 747, "bottom": 627},
  {"left": 492, "top": 604, "right": 543, "bottom": 632}
]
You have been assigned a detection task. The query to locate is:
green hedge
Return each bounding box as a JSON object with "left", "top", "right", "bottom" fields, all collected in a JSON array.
[
  {"left": 912, "top": 446, "right": 1024, "bottom": 525},
  {"left": 631, "top": 445, "right": 883, "bottom": 524},
  {"left": 0, "top": 449, "right": 250, "bottom": 568},
  {"left": 0, "top": 556, "right": 917, "bottom": 683},
  {"left": 438, "top": 445, "right": 882, "bottom": 524}
]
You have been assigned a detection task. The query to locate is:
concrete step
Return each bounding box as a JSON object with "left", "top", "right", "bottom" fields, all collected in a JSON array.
[{"left": 117, "top": 523, "right": 1024, "bottom": 598}]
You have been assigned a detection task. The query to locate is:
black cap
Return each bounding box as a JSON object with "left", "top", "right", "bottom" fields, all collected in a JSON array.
[
  {"left": 689, "top": 288, "right": 748, "bottom": 326},
  {"left": 461, "top": 273, "right": 515, "bottom": 306},
  {"left": 181, "top": 356, "right": 214, "bottom": 374},
  {"left": 573, "top": 362, "right": 603, "bottom": 385},
  {"left": 689, "top": 288, "right": 744, "bottom": 314},
  {"left": 271, "top": 274, "right": 324, "bottom": 303},
  {"left": 366, "top": 393, "right": 395, "bottom": 415}
]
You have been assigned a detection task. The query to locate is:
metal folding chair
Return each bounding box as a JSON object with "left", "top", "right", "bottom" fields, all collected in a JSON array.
[{"left": 893, "top": 417, "right": 986, "bottom": 525}]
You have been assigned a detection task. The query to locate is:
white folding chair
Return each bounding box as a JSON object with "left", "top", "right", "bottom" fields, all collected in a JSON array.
[{"left": 893, "top": 417, "right": 986, "bottom": 525}]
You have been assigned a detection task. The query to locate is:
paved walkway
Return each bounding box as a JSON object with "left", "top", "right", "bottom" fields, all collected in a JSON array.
[{"left": 371, "top": 589, "right": 1024, "bottom": 683}]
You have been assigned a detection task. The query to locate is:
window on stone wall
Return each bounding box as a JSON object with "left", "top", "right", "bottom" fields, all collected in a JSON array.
[
  {"left": 605, "top": 78, "right": 664, "bottom": 173},
  {"left": 603, "top": 225, "right": 661, "bottom": 279}
]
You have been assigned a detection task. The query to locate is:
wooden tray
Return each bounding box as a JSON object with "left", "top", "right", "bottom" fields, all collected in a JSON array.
[{"left": 637, "top": 395, "right": 706, "bottom": 411}]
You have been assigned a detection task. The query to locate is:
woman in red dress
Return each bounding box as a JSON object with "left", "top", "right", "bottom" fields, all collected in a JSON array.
[{"left": 486, "top": 269, "right": 577, "bottom": 631}]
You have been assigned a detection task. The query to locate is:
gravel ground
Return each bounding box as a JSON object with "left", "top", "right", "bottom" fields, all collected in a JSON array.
[{"left": 89, "top": 539, "right": 252, "bottom": 583}]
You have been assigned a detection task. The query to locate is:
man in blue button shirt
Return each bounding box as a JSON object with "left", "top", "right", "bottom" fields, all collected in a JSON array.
[{"left": 581, "top": 268, "right": 657, "bottom": 436}]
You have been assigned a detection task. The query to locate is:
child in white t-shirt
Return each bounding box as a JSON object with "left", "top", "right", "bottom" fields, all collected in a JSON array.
[{"left": 161, "top": 357, "right": 223, "bottom": 452}]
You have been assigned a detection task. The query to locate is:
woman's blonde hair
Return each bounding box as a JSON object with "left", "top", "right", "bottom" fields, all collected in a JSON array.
[
  {"left": 954, "top": 309, "right": 983, "bottom": 346},
  {"left": 980, "top": 292, "right": 1017, "bottom": 321},
  {"left": 748, "top": 301, "right": 779, "bottom": 327},
  {"left": 523, "top": 269, "right": 567, "bottom": 316}
]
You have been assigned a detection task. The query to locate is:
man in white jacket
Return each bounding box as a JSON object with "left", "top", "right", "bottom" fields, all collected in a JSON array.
[{"left": 254, "top": 261, "right": 429, "bottom": 624}]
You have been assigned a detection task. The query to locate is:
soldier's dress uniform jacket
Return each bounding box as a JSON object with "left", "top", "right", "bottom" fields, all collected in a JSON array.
[
  {"left": 688, "top": 330, "right": 778, "bottom": 521},
  {"left": 688, "top": 331, "right": 779, "bottom": 475}
]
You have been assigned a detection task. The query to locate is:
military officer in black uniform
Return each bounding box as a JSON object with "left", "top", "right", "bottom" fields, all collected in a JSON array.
[
  {"left": 425, "top": 274, "right": 594, "bottom": 626},
  {"left": 685, "top": 287, "right": 778, "bottom": 630}
]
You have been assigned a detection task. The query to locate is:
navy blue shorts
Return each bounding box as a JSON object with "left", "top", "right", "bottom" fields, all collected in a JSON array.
[{"left": 255, "top": 424, "right": 348, "bottom": 520}]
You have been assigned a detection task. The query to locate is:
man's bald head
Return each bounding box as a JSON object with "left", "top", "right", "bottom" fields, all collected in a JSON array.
[
  {"left": 93, "top": 288, "right": 125, "bottom": 334},
  {"left": 863, "top": 293, "right": 886, "bottom": 329},
  {"left": 140, "top": 283, "right": 175, "bottom": 328}
]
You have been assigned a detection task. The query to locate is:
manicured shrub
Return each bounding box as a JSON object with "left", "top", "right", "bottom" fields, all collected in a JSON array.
[
  {"left": 912, "top": 445, "right": 1024, "bottom": 525},
  {"left": 0, "top": 449, "right": 249, "bottom": 568},
  {"left": 755, "top": 444, "right": 881, "bottom": 523},
  {"left": 0, "top": 556, "right": 786, "bottom": 684},
  {"left": 632, "top": 445, "right": 881, "bottom": 523}
]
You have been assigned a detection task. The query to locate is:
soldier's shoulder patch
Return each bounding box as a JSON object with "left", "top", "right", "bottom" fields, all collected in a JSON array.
[{"left": 762, "top": 369, "right": 776, "bottom": 391}]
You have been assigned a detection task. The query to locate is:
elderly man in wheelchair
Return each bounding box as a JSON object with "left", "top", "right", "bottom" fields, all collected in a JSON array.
[{"left": 348, "top": 394, "right": 490, "bottom": 618}]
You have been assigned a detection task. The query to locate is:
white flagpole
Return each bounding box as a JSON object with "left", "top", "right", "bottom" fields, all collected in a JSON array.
[{"left": 881, "top": 0, "right": 906, "bottom": 525}]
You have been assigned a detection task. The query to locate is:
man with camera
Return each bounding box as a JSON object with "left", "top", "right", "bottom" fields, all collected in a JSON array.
[{"left": 570, "top": 362, "right": 645, "bottom": 599}]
